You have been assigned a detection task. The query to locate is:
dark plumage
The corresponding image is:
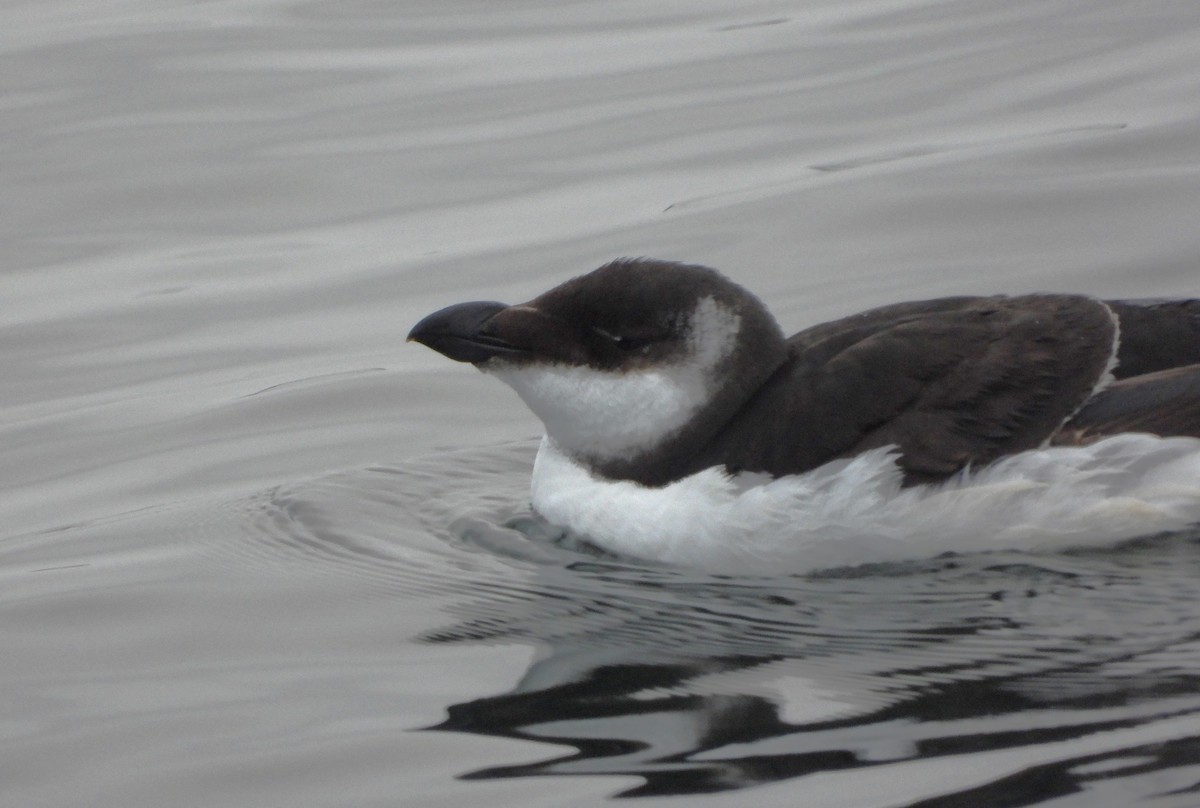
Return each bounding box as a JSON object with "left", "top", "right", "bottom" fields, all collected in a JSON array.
[{"left": 410, "top": 259, "right": 1200, "bottom": 487}]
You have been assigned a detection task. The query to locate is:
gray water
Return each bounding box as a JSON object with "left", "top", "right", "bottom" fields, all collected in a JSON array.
[{"left": 4, "top": 1, "right": 1200, "bottom": 805}]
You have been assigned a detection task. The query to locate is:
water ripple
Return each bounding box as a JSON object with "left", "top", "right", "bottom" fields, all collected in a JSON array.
[{"left": 157, "top": 440, "right": 1200, "bottom": 800}]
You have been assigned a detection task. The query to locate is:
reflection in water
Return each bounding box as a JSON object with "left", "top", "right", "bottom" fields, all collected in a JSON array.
[{"left": 403, "top": 449, "right": 1200, "bottom": 801}]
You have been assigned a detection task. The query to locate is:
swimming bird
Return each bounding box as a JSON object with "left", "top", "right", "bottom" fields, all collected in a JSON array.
[{"left": 409, "top": 258, "right": 1200, "bottom": 571}]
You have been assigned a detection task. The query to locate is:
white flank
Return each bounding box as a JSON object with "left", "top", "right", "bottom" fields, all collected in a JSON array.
[
  {"left": 530, "top": 433, "right": 1200, "bottom": 574},
  {"left": 487, "top": 297, "right": 741, "bottom": 461}
]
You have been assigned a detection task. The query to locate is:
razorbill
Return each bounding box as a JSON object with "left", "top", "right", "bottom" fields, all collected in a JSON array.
[{"left": 409, "top": 258, "right": 1200, "bottom": 572}]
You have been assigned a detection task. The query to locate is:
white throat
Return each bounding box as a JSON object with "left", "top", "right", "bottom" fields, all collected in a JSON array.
[{"left": 486, "top": 297, "right": 741, "bottom": 463}]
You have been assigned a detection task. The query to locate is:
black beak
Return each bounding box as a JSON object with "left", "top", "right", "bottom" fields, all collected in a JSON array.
[{"left": 408, "top": 301, "right": 525, "bottom": 364}]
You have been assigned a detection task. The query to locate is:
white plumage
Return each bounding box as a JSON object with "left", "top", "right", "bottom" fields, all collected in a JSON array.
[{"left": 532, "top": 433, "right": 1200, "bottom": 573}]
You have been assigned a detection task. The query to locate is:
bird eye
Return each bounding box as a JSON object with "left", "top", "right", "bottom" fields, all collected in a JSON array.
[
  {"left": 593, "top": 327, "right": 654, "bottom": 352},
  {"left": 614, "top": 335, "right": 652, "bottom": 351}
]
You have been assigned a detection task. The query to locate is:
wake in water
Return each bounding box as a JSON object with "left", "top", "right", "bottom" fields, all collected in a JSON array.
[{"left": 531, "top": 433, "right": 1200, "bottom": 574}]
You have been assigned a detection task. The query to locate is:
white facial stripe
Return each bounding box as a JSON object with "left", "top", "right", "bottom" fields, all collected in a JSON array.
[
  {"left": 686, "top": 296, "right": 741, "bottom": 366},
  {"left": 487, "top": 296, "right": 741, "bottom": 461}
]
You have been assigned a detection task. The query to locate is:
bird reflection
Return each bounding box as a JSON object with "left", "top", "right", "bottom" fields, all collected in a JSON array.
[{"left": 422, "top": 529, "right": 1200, "bottom": 799}]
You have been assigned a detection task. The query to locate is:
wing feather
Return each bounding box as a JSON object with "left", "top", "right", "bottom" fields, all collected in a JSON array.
[{"left": 714, "top": 295, "right": 1118, "bottom": 483}]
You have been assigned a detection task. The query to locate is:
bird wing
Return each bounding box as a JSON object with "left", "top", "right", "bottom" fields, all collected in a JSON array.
[
  {"left": 780, "top": 295, "right": 1119, "bottom": 483},
  {"left": 1055, "top": 363, "right": 1200, "bottom": 444},
  {"left": 1105, "top": 298, "right": 1200, "bottom": 378}
]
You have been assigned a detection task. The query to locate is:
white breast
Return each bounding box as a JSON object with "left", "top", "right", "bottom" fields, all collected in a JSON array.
[{"left": 529, "top": 434, "right": 1200, "bottom": 574}]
